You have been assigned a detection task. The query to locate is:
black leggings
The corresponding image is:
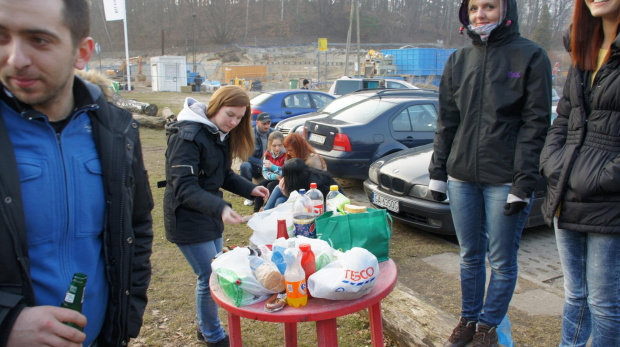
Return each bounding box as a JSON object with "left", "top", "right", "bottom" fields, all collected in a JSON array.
[{"left": 254, "top": 179, "right": 279, "bottom": 212}]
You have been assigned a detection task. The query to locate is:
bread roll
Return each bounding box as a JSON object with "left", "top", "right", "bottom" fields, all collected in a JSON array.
[
  {"left": 255, "top": 263, "right": 285, "bottom": 292},
  {"left": 344, "top": 204, "right": 367, "bottom": 214}
]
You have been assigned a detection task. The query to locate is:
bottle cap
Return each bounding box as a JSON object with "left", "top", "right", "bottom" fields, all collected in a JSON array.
[
  {"left": 310, "top": 183, "right": 317, "bottom": 189},
  {"left": 299, "top": 243, "right": 311, "bottom": 251},
  {"left": 330, "top": 185, "right": 338, "bottom": 191},
  {"left": 299, "top": 189, "right": 306, "bottom": 194}
]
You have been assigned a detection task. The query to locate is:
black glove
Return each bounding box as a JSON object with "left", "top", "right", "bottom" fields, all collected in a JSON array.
[
  {"left": 503, "top": 201, "right": 527, "bottom": 216},
  {"left": 430, "top": 190, "right": 447, "bottom": 202}
]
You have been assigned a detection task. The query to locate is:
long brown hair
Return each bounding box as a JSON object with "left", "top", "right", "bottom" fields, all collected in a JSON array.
[
  {"left": 206, "top": 86, "right": 254, "bottom": 161},
  {"left": 571, "top": 0, "right": 603, "bottom": 71},
  {"left": 283, "top": 133, "right": 326, "bottom": 168}
]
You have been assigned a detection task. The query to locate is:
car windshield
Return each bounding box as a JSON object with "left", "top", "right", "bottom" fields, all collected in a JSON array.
[
  {"left": 318, "top": 94, "right": 370, "bottom": 113},
  {"left": 331, "top": 98, "right": 396, "bottom": 123},
  {"left": 250, "top": 93, "right": 273, "bottom": 106}
]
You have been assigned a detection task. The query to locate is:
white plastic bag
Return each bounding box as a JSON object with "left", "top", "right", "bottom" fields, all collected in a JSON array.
[
  {"left": 211, "top": 247, "right": 276, "bottom": 306},
  {"left": 291, "top": 236, "right": 334, "bottom": 271},
  {"left": 248, "top": 191, "right": 301, "bottom": 246},
  {"left": 307, "top": 247, "right": 379, "bottom": 300}
]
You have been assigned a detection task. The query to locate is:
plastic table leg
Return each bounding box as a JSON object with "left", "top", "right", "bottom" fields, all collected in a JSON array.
[
  {"left": 284, "top": 322, "right": 298, "bottom": 346},
  {"left": 368, "top": 302, "right": 384, "bottom": 347},
  {"left": 316, "top": 318, "right": 339, "bottom": 346},
  {"left": 227, "top": 312, "right": 243, "bottom": 347}
]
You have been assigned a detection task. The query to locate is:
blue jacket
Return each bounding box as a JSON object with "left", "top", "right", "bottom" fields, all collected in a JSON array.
[{"left": 0, "top": 77, "right": 154, "bottom": 346}]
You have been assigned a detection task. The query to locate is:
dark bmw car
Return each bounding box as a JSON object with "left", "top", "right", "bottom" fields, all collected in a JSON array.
[
  {"left": 304, "top": 89, "right": 439, "bottom": 179},
  {"left": 250, "top": 90, "right": 335, "bottom": 126},
  {"left": 362, "top": 144, "right": 548, "bottom": 235}
]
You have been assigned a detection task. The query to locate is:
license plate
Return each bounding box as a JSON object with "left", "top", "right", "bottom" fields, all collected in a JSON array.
[
  {"left": 308, "top": 133, "right": 326, "bottom": 145},
  {"left": 372, "top": 192, "right": 399, "bottom": 213}
]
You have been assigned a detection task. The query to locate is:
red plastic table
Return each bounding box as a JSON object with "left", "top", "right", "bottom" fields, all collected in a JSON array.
[{"left": 210, "top": 259, "right": 398, "bottom": 347}]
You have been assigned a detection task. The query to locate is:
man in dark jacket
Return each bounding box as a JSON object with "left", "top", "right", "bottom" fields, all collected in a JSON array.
[
  {"left": 428, "top": 0, "right": 551, "bottom": 346},
  {"left": 239, "top": 112, "right": 273, "bottom": 205},
  {"left": 0, "top": 0, "right": 154, "bottom": 346}
]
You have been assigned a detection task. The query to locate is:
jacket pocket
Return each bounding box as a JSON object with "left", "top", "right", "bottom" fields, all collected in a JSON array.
[
  {"left": 16, "top": 159, "right": 53, "bottom": 245},
  {"left": 599, "top": 154, "right": 620, "bottom": 194},
  {"left": 73, "top": 154, "right": 105, "bottom": 237}
]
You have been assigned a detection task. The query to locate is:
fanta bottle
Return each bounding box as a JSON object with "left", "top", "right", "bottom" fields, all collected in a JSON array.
[{"left": 284, "top": 241, "right": 307, "bottom": 307}]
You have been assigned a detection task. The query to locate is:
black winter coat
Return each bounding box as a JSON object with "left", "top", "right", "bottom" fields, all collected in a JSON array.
[
  {"left": 0, "top": 77, "right": 154, "bottom": 346},
  {"left": 163, "top": 121, "right": 255, "bottom": 244},
  {"left": 540, "top": 30, "right": 620, "bottom": 234},
  {"left": 429, "top": 0, "right": 552, "bottom": 200}
]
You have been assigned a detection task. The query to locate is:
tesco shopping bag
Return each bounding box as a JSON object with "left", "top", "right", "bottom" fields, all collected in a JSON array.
[{"left": 307, "top": 248, "right": 379, "bottom": 300}]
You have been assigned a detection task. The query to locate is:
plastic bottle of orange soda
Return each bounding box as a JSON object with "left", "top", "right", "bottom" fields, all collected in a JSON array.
[{"left": 284, "top": 240, "right": 307, "bottom": 307}]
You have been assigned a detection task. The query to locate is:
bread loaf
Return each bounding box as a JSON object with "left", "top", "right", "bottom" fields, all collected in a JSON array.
[
  {"left": 255, "top": 263, "right": 285, "bottom": 292},
  {"left": 344, "top": 204, "right": 367, "bottom": 214}
]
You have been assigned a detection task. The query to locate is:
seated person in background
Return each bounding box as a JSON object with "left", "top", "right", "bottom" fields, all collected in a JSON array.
[
  {"left": 240, "top": 112, "right": 273, "bottom": 206},
  {"left": 263, "top": 133, "right": 327, "bottom": 210},
  {"left": 253, "top": 131, "right": 286, "bottom": 212},
  {"left": 279, "top": 158, "right": 339, "bottom": 200}
]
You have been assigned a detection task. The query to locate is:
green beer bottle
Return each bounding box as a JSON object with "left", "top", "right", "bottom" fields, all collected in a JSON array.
[{"left": 61, "top": 273, "right": 87, "bottom": 331}]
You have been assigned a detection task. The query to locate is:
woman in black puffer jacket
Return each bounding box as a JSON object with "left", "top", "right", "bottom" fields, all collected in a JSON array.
[{"left": 539, "top": 0, "right": 620, "bottom": 345}]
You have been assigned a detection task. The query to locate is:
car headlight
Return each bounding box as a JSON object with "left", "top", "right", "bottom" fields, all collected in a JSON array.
[
  {"left": 408, "top": 184, "right": 449, "bottom": 202},
  {"left": 368, "top": 160, "right": 385, "bottom": 184}
]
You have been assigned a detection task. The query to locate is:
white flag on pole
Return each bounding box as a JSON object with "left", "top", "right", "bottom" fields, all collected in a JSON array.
[{"left": 103, "top": 0, "right": 126, "bottom": 22}]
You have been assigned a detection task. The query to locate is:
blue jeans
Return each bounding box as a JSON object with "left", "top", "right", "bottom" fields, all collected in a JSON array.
[
  {"left": 239, "top": 161, "right": 261, "bottom": 182},
  {"left": 177, "top": 238, "right": 225, "bottom": 343},
  {"left": 447, "top": 181, "right": 531, "bottom": 327},
  {"left": 554, "top": 218, "right": 620, "bottom": 347},
  {"left": 263, "top": 185, "right": 288, "bottom": 210}
]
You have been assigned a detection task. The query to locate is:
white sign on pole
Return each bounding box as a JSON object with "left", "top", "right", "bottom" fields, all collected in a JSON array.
[{"left": 103, "top": 0, "right": 126, "bottom": 22}]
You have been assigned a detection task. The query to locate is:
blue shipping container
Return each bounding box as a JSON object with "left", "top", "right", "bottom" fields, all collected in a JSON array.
[{"left": 382, "top": 48, "right": 456, "bottom": 76}]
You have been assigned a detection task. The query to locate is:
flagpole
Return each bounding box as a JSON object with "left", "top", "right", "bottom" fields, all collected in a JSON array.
[{"left": 123, "top": 17, "right": 131, "bottom": 91}]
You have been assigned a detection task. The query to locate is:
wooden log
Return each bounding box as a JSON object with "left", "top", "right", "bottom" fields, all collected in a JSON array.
[
  {"left": 110, "top": 93, "right": 159, "bottom": 117},
  {"left": 378, "top": 283, "right": 457, "bottom": 347},
  {"left": 132, "top": 114, "right": 165, "bottom": 129},
  {"left": 162, "top": 107, "right": 176, "bottom": 121}
]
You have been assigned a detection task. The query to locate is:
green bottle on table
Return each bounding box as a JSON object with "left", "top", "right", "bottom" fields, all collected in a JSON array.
[{"left": 61, "top": 273, "right": 87, "bottom": 331}]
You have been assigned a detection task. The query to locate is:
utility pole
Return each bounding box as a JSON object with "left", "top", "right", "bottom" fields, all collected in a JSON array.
[
  {"left": 344, "top": 0, "right": 354, "bottom": 76},
  {"left": 192, "top": 13, "right": 197, "bottom": 73},
  {"left": 356, "top": 0, "right": 361, "bottom": 78}
]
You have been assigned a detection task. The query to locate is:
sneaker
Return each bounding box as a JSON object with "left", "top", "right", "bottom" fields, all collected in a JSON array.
[
  {"left": 243, "top": 199, "right": 254, "bottom": 206},
  {"left": 197, "top": 326, "right": 205, "bottom": 342},
  {"left": 206, "top": 334, "right": 230, "bottom": 347},
  {"left": 443, "top": 316, "right": 477, "bottom": 347},
  {"left": 472, "top": 324, "right": 499, "bottom": 347}
]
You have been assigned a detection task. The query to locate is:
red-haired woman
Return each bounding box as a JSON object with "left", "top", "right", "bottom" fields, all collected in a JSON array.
[
  {"left": 540, "top": 0, "right": 620, "bottom": 345},
  {"left": 263, "top": 133, "right": 327, "bottom": 210}
]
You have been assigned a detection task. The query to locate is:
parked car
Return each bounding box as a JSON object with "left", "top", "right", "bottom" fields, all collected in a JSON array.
[
  {"left": 304, "top": 89, "right": 439, "bottom": 179},
  {"left": 275, "top": 90, "right": 386, "bottom": 136},
  {"left": 362, "top": 109, "right": 559, "bottom": 235},
  {"left": 362, "top": 144, "right": 547, "bottom": 235},
  {"left": 250, "top": 90, "right": 336, "bottom": 126},
  {"left": 328, "top": 76, "right": 419, "bottom": 96}
]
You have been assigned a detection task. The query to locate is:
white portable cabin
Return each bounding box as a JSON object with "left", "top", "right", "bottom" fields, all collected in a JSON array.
[{"left": 150, "top": 56, "right": 187, "bottom": 92}]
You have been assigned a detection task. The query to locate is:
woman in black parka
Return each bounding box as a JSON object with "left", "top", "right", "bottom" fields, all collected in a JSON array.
[
  {"left": 163, "top": 86, "right": 269, "bottom": 346},
  {"left": 539, "top": 0, "right": 620, "bottom": 345},
  {"left": 428, "top": 0, "right": 552, "bottom": 346}
]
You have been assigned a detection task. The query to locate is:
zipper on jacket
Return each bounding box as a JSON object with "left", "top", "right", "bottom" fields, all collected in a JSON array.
[{"left": 475, "top": 44, "right": 489, "bottom": 182}]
